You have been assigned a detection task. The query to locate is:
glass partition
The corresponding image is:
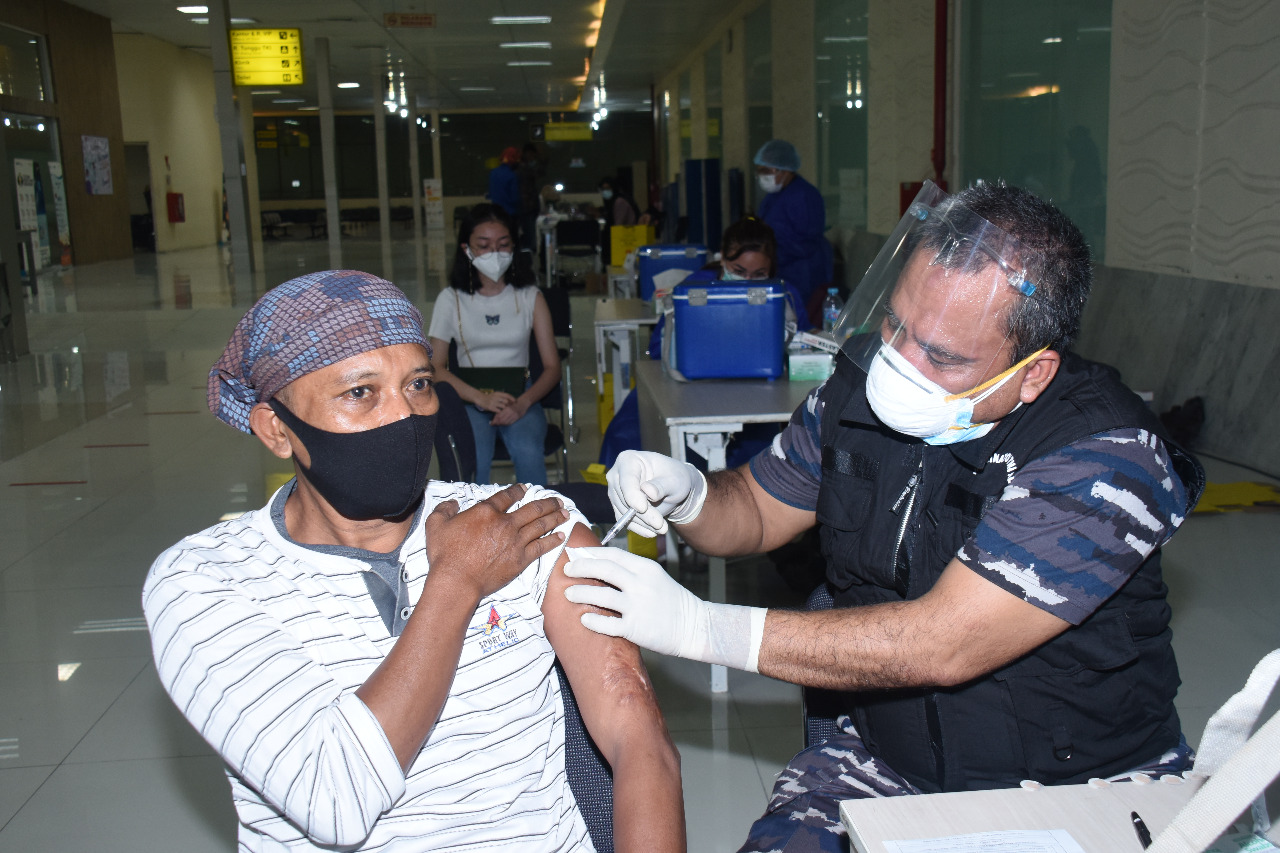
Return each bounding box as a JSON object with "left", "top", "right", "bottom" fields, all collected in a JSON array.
[
  {"left": 705, "top": 44, "right": 723, "bottom": 160},
  {"left": 959, "top": 0, "right": 1111, "bottom": 255},
  {"left": 678, "top": 70, "right": 692, "bottom": 163},
  {"left": 814, "top": 0, "right": 869, "bottom": 230},
  {"left": 0, "top": 24, "right": 51, "bottom": 102}
]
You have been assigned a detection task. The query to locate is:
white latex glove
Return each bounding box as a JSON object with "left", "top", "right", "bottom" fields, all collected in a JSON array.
[
  {"left": 563, "top": 547, "right": 765, "bottom": 672},
  {"left": 606, "top": 450, "right": 708, "bottom": 537}
]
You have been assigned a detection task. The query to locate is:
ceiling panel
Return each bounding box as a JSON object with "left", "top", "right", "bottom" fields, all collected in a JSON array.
[{"left": 64, "top": 0, "right": 750, "bottom": 116}]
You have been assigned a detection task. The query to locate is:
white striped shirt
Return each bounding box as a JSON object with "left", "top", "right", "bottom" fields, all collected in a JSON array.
[{"left": 143, "top": 481, "right": 594, "bottom": 852}]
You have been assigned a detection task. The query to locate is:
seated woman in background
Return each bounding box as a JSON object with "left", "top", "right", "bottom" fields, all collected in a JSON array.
[
  {"left": 647, "top": 216, "right": 809, "bottom": 359},
  {"left": 429, "top": 203, "right": 560, "bottom": 485}
]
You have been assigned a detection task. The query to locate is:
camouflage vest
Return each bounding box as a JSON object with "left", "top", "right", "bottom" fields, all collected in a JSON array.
[{"left": 816, "top": 345, "right": 1204, "bottom": 793}]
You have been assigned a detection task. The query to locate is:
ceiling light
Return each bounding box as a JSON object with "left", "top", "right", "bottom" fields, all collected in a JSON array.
[
  {"left": 337, "top": 82, "right": 359, "bottom": 89},
  {"left": 500, "top": 42, "right": 552, "bottom": 49},
  {"left": 460, "top": 86, "right": 495, "bottom": 92},
  {"left": 855, "top": 98, "right": 863, "bottom": 108},
  {"left": 490, "top": 16, "right": 552, "bottom": 25},
  {"left": 507, "top": 61, "right": 551, "bottom": 67},
  {"left": 599, "top": 107, "right": 608, "bottom": 118},
  {"left": 1042, "top": 36, "right": 1062, "bottom": 43},
  {"left": 554, "top": 183, "right": 564, "bottom": 192},
  {"left": 176, "top": 5, "right": 208, "bottom": 12},
  {"left": 399, "top": 108, "right": 408, "bottom": 118},
  {"left": 272, "top": 98, "right": 304, "bottom": 104},
  {"left": 190, "top": 15, "right": 260, "bottom": 24},
  {"left": 298, "top": 106, "right": 318, "bottom": 111},
  {"left": 251, "top": 89, "right": 281, "bottom": 95},
  {"left": 823, "top": 36, "right": 867, "bottom": 43},
  {"left": 57, "top": 663, "right": 81, "bottom": 681},
  {"left": 36, "top": 122, "right": 45, "bottom": 131}
]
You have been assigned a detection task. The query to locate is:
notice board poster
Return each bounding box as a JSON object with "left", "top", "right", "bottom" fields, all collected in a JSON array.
[
  {"left": 14, "top": 159, "right": 37, "bottom": 231},
  {"left": 82, "top": 135, "right": 113, "bottom": 195}
]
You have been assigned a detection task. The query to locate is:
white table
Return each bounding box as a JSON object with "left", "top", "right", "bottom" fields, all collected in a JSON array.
[
  {"left": 608, "top": 266, "right": 637, "bottom": 299},
  {"left": 594, "top": 298, "right": 661, "bottom": 415},
  {"left": 635, "top": 360, "right": 820, "bottom": 692}
]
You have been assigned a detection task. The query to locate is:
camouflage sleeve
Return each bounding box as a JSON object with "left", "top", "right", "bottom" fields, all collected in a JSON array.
[
  {"left": 957, "top": 428, "right": 1190, "bottom": 625},
  {"left": 747, "top": 383, "right": 828, "bottom": 511}
]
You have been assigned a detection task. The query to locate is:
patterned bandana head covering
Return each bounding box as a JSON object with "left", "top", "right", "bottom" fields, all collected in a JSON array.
[{"left": 208, "top": 270, "right": 429, "bottom": 433}]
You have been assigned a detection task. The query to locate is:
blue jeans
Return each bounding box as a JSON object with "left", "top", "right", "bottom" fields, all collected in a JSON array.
[{"left": 466, "top": 401, "right": 548, "bottom": 486}]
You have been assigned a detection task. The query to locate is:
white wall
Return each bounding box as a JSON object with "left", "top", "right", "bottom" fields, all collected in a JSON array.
[
  {"left": 1106, "top": 0, "right": 1280, "bottom": 288},
  {"left": 115, "top": 33, "right": 223, "bottom": 252}
]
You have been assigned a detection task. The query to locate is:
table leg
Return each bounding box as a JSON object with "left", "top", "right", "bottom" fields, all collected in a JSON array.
[{"left": 609, "top": 328, "right": 635, "bottom": 414}]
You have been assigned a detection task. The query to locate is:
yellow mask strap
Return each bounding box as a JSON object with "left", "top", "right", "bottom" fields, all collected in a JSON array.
[{"left": 943, "top": 347, "right": 1049, "bottom": 403}]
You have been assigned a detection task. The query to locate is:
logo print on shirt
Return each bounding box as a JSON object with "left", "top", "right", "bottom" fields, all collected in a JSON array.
[
  {"left": 469, "top": 602, "right": 523, "bottom": 654},
  {"left": 485, "top": 314, "right": 500, "bottom": 325}
]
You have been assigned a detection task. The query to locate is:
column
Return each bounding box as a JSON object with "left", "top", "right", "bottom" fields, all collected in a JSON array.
[
  {"left": 374, "top": 69, "right": 392, "bottom": 279},
  {"left": 315, "top": 36, "right": 342, "bottom": 269},
  {"left": 771, "top": 0, "right": 817, "bottom": 176},
  {"left": 690, "top": 59, "right": 708, "bottom": 160},
  {"left": 209, "top": 0, "right": 253, "bottom": 280}
]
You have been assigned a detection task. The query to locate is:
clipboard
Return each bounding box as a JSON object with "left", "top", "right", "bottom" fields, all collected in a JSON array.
[{"left": 840, "top": 774, "right": 1204, "bottom": 852}]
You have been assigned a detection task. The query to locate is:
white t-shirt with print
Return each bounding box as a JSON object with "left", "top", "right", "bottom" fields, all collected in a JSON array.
[
  {"left": 428, "top": 285, "right": 538, "bottom": 368},
  {"left": 143, "top": 481, "right": 593, "bottom": 852}
]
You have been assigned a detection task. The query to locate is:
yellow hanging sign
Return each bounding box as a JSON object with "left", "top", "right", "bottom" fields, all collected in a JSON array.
[
  {"left": 545, "top": 122, "right": 594, "bottom": 142},
  {"left": 230, "top": 29, "right": 304, "bottom": 87}
]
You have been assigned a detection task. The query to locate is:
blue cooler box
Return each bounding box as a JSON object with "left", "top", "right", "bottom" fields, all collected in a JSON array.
[
  {"left": 637, "top": 244, "right": 707, "bottom": 300},
  {"left": 672, "top": 282, "right": 787, "bottom": 379}
]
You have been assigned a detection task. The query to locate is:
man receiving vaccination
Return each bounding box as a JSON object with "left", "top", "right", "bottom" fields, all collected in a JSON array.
[
  {"left": 564, "top": 182, "right": 1203, "bottom": 852},
  {"left": 143, "top": 270, "right": 684, "bottom": 852}
]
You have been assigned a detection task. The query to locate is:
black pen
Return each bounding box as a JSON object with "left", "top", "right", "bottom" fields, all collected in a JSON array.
[{"left": 1131, "top": 811, "right": 1152, "bottom": 849}]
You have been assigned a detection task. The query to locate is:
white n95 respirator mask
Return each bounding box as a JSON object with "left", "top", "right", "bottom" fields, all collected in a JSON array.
[
  {"left": 865, "top": 342, "right": 1044, "bottom": 445},
  {"left": 467, "top": 249, "right": 513, "bottom": 282}
]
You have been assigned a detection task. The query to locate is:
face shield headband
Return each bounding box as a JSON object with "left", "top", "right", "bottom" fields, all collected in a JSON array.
[{"left": 830, "top": 181, "right": 1042, "bottom": 393}]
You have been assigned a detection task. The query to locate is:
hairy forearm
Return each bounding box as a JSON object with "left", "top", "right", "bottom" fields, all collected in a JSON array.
[
  {"left": 757, "top": 568, "right": 1068, "bottom": 691},
  {"left": 673, "top": 468, "right": 766, "bottom": 556},
  {"left": 758, "top": 602, "right": 946, "bottom": 691}
]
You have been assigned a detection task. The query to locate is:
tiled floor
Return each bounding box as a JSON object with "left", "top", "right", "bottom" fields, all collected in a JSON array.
[{"left": 1, "top": 239, "right": 1277, "bottom": 851}]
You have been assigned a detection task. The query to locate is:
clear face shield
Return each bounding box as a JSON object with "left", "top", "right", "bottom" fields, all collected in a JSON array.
[{"left": 829, "top": 182, "right": 1046, "bottom": 444}]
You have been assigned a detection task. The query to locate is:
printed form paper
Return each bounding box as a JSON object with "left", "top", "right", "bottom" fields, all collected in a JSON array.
[{"left": 883, "top": 828, "right": 1087, "bottom": 853}]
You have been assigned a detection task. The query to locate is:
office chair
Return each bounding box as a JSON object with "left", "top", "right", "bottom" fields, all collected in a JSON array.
[
  {"left": 552, "top": 218, "right": 602, "bottom": 289},
  {"left": 540, "top": 282, "right": 580, "bottom": 446},
  {"left": 555, "top": 661, "right": 615, "bottom": 852},
  {"left": 432, "top": 380, "right": 476, "bottom": 482}
]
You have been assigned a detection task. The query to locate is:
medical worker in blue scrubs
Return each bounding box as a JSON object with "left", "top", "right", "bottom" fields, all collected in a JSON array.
[{"left": 754, "top": 139, "right": 834, "bottom": 321}]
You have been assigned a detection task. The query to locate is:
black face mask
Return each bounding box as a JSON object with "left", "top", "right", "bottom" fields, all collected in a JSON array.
[{"left": 269, "top": 399, "right": 437, "bottom": 520}]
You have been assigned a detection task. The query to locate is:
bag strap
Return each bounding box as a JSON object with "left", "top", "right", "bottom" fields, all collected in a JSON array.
[
  {"left": 454, "top": 290, "right": 476, "bottom": 368},
  {"left": 1148, "top": 649, "right": 1280, "bottom": 852}
]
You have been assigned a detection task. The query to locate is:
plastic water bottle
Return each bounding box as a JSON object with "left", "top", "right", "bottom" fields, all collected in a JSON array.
[{"left": 822, "top": 287, "right": 844, "bottom": 333}]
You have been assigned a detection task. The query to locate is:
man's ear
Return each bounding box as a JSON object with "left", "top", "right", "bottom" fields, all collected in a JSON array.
[
  {"left": 248, "top": 402, "right": 295, "bottom": 460},
  {"left": 1018, "top": 349, "right": 1061, "bottom": 404}
]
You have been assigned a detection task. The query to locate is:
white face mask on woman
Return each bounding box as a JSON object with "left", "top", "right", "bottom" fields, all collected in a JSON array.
[
  {"left": 757, "top": 174, "right": 782, "bottom": 194},
  {"left": 466, "top": 248, "right": 513, "bottom": 282}
]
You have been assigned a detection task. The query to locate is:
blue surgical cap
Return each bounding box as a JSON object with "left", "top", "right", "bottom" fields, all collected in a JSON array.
[{"left": 753, "top": 139, "right": 800, "bottom": 172}]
